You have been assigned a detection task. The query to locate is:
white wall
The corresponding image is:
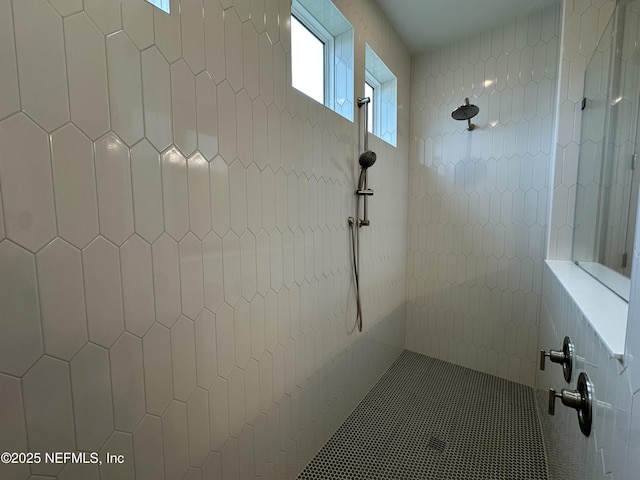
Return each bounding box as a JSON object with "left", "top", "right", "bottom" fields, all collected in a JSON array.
[
  {"left": 406, "top": 6, "right": 561, "bottom": 386},
  {"left": 0, "top": 0, "right": 410, "bottom": 479}
]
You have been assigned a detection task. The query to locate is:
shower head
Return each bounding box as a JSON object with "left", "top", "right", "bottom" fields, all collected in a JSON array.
[
  {"left": 452, "top": 98, "right": 479, "bottom": 130},
  {"left": 359, "top": 150, "right": 377, "bottom": 169}
]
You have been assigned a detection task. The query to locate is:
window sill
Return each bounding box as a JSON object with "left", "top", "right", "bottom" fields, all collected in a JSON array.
[{"left": 546, "top": 260, "right": 627, "bottom": 361}]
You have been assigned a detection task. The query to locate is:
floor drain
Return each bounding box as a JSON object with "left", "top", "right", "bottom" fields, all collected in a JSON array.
[{"left": 427, "top": 435, "right": 447, "bottom": 453}]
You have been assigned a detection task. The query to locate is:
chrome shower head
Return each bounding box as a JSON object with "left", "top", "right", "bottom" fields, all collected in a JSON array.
[
  {"left": 452, "top": 98, "right": 479, "bottom": 130},
  {"left": 359, "top": 150, "right": 377, "bottom": 169}
]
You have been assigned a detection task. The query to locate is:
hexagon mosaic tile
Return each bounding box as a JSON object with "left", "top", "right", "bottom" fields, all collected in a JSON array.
[{"left": 0, "top": 0, "right": 409, "bottom": 478}]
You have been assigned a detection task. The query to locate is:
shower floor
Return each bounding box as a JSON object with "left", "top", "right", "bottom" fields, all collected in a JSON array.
[{"left": 297, "top": 350, "right": 548, "bottom": 480}]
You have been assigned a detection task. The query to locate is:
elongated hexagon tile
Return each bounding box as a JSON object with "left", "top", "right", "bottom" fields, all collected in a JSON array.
[
  {"left": 209, "top": 376, "right": 229, "bottom": 451},
  {"left": 94, "top": 132, "right": 135, "bottom": 246},
  {"left": 246, "top": 165, "right": 262, "bottom": 235},
  {"left": 51, "top": 124, "right": 99, "bottom": 248},
  {"left": 263, "top": 290, "right": 277, "bottom": 354},
  {"left": 228, "top": 366, "right": 246, "bottom": 438},
  {"left": 252, "top": 99, "right": 268, "bottom": 170},
  {"left": 121, "top": 235, "right": 155, "bottom": 337},
  {"left": 0, "top": 373, "right": 29, "bottom": 479},
  {"left": 70, "top": 343, "right": 114, "bottom": 451},
  {"left": 196, "top": 71, "right": 219, "bottom": 160},
  {"left": 122, "top": 0, "right": 154, "bottom": 50},
  {"left": 253, "top": 413, "right": 268, "bottom": 475},
  {"left": 204, "top": 0, "right": 225, "bottom": 84},
  {"left": 171, "top": 315, "right": 197, "bottom": 401},
  {"left": 236, "top": 90, "right": 254, "bottom": 168},
  {"left": 273, "top": 45, "right": 286, "bottom": 111},
  {"left": 216, "top": 303, "right": 236, "bottom": 379},
  {"left": 0, "top": 113, "right": 56, "bottom": 252},
  {"left": 22, "top": 356, "right": 75, "bottom": 476},
  {"left": 250, "top": 294, "right": 266, "bottom": 359},
  {"left": 154, "top": 0, "right": 181, "bottom": 63},
  {"left": 244, "top": 358, "right": 260, "bottom": 424},
  {"left": 256, "top": 230, "right": 271, "bottom": 296},
  {"left": 85, "top": 0, "right": 121, "bottom": 34},
  {"left": 221, "top": 437, "right": 240, "bottom": 479},
  {"left": 181, "top": 0, "right": 205, "bottom": 74},
  {"left": 217, "top": 82, "right": 237, "bottom": 162},
  {"left": 179, "top": 233, "right": 204, "bottom": 320},
  {"left": 258, "top": 33, "right": 274, "bottom": 106},
  {"left": 187, "top": 152, "right": 211, "bottom": 239},
  {"left": 203, "top": 232, "right": 224, "bottom": 313},
  {"left": 243, "top": 22, "right": 260, "bottom": 100},
  {"left": 171, "top": 60, "right": 198, "bottom": 157},
  {"left": 13, "top": 0, "right": 69, "bottom": 132},
  {"left": 107, "top": 31, "right": 144, "bottom": 146},
  {"left": 64, "top": 13, "right": 109, "bottom": 140},
  {"left": 131, "top": 140, "right": 164, "bottom": 243},
  {"left": 141, "top": 47, "right": 172, "bottom": 152},
  {"left": 0, "top": 241, "right": 42, "bottom": 376},
  {"left": 37, "top": 238, "right": 87, "bottom": 360},
  {"left": 210, "top": 156, "right": 231, "bottom": 236},
  {"left": 258, "top": 351, "right": 273, "bottom": 412},
  {"left": 162, "top": 146, "right": 190, "bottom": 241},
  {"left": 110, "top": 333, "right": 146, "bottom": 432},
  {"left": 238, "top": 425, "right": 255, "bottom": 479},
  {"left": 133, "top": 415, "right": 164, "bottom": 480},
  {"left": 152, "top": 233, "right": 182, "bottom": 328},
  {"left": 240, "top": 231, "right": 257, "bottom": 301},
  {"left": 99, "top": 432, "right": 135, "bottom": 480},
  {"left": 187, "top": 388, "right": 210, "bottom": 467},
  {"left": 195, "top": 309, "right": 217, "bottom": 389},
  {"left": 0, "top": 0, "right": 20, "bottom": 121},
  {"left": 162, "top": 400, "right": 190, "bottom": 480},
  {"left": 83, "top": 236, "right": 124, "bottom": 347},
  {"left": 235, "top": 298, "right": 251, "bottom": 369},
  {"left": 272, "top": 344, "right": 284, "bottom": 401},
  {"left": 265, "top": 0, "right": 279, "bottom": 44},
  {"left": 229, "top": 161, "right": 248, "bottom": 234},
  {"left": 222, "top": 231, "right": 242, "bottom": 306},
  {"left": 142, "top": 323, "right": 174, "bottom": 415}
]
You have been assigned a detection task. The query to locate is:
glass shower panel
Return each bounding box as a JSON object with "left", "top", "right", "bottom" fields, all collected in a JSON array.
[{"left": 573, "top": 0, "right": 640, "bottom": 300}]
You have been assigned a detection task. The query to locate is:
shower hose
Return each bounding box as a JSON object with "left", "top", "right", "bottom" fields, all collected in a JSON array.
[{"left": 349, "top": 204, "right": 363, "bottom": 332}]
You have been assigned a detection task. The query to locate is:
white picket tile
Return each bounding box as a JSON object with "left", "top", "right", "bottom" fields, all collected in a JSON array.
[{"left": 64, "top": 12, "right": 109, "bottom": 140}]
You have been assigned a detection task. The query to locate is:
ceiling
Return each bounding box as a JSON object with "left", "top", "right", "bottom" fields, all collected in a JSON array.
[{"left": 374, "top": 0, "right": 560, "bottom": 54}]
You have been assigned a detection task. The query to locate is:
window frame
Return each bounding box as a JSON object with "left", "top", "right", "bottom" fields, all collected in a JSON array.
[
  {"left": 291, "top": 13, "right": 328, "bottom": 104},
  {"left": 290, "top": 0, "right": 354, "bottom": 121}
]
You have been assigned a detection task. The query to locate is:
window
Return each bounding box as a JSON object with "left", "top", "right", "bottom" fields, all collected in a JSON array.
[
  {"left": 291, "top": 0, "right": 354, "bottom": 121},
  {"left": 365, "top": 43, "right": 397, "bottom": 146},
  {"left": 145, "top": 0, "right": 170, "bottom": 14},
  {"left": 291, "top": 16, "right": 325, "bottom": 104},
  {"left": 364, "top": 82, "right": 374, "bottom": 133}
]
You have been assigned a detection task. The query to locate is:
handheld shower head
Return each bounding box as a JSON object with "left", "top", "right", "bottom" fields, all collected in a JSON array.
[{"left": 359, "top": 150, "right": 377, "bottom": 169}]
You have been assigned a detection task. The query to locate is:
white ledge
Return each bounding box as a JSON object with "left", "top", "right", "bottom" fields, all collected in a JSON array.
[{"left": 546, "top": 260, "right": 627, "bottom": 360}]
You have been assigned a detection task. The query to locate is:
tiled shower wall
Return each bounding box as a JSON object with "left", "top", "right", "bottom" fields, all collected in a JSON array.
[
  {"left": 406, "top": 6, "right": 561, "bottom": 386},
  {"left": 0, "top": 0, "right": 410, "bottom": 479},
  {"left": 536, "top": 263, "right": 633, "bottom": 480}
]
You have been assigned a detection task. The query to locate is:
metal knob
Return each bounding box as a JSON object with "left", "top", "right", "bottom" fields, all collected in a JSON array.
[
  {"left": 548, "top": 371, "right": 593, "bottom": 437},
  {"left": 540, "top": 335, "right": 574, "bottom": 382}
]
